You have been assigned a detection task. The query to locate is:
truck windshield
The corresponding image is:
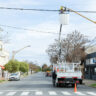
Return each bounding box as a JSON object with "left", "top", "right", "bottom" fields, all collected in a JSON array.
[{"left": 11, "top": 73, "right": 18, "bottom": 76}]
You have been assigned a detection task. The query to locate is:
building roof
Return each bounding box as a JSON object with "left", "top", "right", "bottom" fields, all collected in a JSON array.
[{"left": 85, "top": 45, "right": 96, "bottom": 54}]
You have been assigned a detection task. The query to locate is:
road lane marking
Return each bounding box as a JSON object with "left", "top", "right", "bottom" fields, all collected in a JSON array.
[
  {"left": 62, "top": 91, "right": 71, "bottom": 95},
  {"left": 87, "top": 92, "right": 96, "bottom": 96},
  {"left": 75, "top": 92, "right": 85, "bottom": 95},
  {"left": 0, "top": 90, "right": 38, "bottom": 92},
  {"left": 21, "top": 92, "right": 29, "bottom": 95},
  {"left": 35, "top": 91, "right": 43, "bottom": 95},
  {"left": 7, "top": 92, "right": 16, "bottom": 96},
  {"left": 48, "top": 91, "right": 57, "bottom": 95}
]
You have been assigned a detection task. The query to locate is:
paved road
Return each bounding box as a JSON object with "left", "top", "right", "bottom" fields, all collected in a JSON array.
[{"left": 0, "top": 72, "right": 95, "bottom": 96}]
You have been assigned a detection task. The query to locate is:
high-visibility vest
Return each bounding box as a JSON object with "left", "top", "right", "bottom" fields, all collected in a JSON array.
[{"left": 57, "top": 68, "right": 59, "bottom": 72}]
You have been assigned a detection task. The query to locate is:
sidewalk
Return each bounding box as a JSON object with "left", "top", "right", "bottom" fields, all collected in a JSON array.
[{"left": 83, "top": 79, "right": 96, "bottom": 86}]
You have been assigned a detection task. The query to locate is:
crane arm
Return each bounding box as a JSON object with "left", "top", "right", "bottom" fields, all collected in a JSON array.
[
  {"left": 62, "top": 6, "right": 96, "bottom": 24},
  {"left": 69, "top": 8, "right": 96, "bottom": 24}
]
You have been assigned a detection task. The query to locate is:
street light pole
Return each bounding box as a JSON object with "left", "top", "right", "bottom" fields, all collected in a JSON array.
[{"left": 12, "top": 45, "right": 31, "bottom": 60}]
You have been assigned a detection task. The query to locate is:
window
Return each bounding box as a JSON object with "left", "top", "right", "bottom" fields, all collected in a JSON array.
[
  {"left": 93, "top": 57, "right": 96, "bottom": 64},
  {"left": 94, "top": 67, "right": 96, "bottom": 75},
  {"left": 90, "top": 58, "right": 94, "bottom": 64},
  {"left": 86, "top": 58, "right": 96, "bottom": 65},
  {"left": 85, "top": 67, "right": 89, "bottom": 74},
  {"left": 86, "top": 59, "right": 90, "bottom": 65}
]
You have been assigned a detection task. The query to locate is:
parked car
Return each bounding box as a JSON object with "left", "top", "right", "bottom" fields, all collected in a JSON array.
[{"left": 9, "top": 72, "right": 20, "bottom": 81}]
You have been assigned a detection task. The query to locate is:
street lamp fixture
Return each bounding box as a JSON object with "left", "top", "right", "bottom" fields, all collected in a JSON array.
[{"left": 12, "top": 45, "right": 31, "bottom": 60}]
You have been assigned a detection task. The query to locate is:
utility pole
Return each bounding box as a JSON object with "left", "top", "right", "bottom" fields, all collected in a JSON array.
[
  {"left": 58, "top": 6, "right": 96, "bottom": 63},
  {"left": 12, "top": 45, "right": 31, "bottom": 60},
  {"left": 58, "top": 24, "right": 62, "bottom": 63}
]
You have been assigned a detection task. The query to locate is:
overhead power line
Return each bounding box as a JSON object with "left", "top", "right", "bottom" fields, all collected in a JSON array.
[
  {"left": 0, "top": 24, "right": 60, "bottom": 35},
  {"left": 0, "top": 7, "right": 96, "bottom": 13},
  {"left": 0, "top": 7, "right": 59, "bottom": 12}
]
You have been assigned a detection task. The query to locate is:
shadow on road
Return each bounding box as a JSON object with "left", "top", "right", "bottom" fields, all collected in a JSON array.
[{"left": 7, "top": 84, "right": 53, "bottom": 89}]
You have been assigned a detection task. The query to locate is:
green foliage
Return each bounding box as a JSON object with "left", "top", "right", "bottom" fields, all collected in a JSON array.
[
  {"left": 0, "top": 80, "right": 5, "bottom": 83},
  {"left": 4, "top": 60, "right": 20, "bottom": 73},
  {"left": 4, "top": 60, "right": 29, "bottom": 73},
  {"left": 42, "top": 64, "right": 52, "bottom": 72},
  {"left": 19, "top": 62, "right": 29, "bottom": 73},
  {"left": 29, "top": 62, "right": 41, "bottom": 72},
  {"left": 46, "top": 67, "right": 52, "bottom": 71},
  {"left": 42, "top": 64, "right": 48, "bottom": 72},
  {"left": 42, "top": 67, "right": 52, "bottom": 72},
  {"left": 35, "top": 66, "right": 41, "bottom": 72},
  {"left": 90, "top": 84, "right": 96, "bottom": 87}
]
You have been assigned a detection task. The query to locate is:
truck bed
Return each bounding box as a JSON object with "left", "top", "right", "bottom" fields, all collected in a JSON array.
[{"left": 57, "top": 72, "right": 82, "bottom": 79}]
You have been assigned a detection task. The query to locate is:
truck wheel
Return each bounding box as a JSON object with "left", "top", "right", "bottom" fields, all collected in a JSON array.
[
  {"left": 79, "top": 80, "right": 82, "bottom": 84},
  {"left": 72, "top": 83, "right": 77, "bottom": 87},
  {"left": 72, "top": 84, "right": 74, "bottom": 87}
]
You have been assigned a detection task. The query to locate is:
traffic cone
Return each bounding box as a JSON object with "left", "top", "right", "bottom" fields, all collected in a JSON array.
[{"left": 74, "top": 83, "right": 77, "bottom": 92}]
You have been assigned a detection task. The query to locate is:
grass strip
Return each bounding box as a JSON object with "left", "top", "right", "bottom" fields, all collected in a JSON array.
[{"left": 90, "top": 84, "right": 96, "bottom": 87}]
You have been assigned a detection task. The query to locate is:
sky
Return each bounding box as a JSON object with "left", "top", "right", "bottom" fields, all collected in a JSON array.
[{"left": 0, "top": 0, "right": 96, "bottom": 66}]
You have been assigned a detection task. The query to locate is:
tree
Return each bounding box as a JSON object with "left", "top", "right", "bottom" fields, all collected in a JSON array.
[
  {"left": 42, "top": 64, "right": 48, "bottom": 71},
  {"left": 29, "top": 62, "right": 41, "bottom": 73},
  {"left": 4, "top": 60, "right": 29, "bottom": 73},
  {"left": 46, "top": 40, "right": 59, "bottom": 64},
  {"left": 19, "top": 62, "right": 29, "bottom": 73},
  {"left": 4, "top": 60, "right": 20, "bottom": 73},
  {"left": 47, "top": 30, "right": 88, "bottom": 63},
  {"left": 62, "top": 30, "right": 88, "bottom": 62}
]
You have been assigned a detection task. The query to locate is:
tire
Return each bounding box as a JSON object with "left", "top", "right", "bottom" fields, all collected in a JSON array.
[
  {"left": 72, "top": 84, "right": 75, "bottom": 87},
  {"left": 79, "top": 80, "right": 82, "bottom": 84},
  {"left": 65, "top": 83, "right": 68, "bottom": 87},
  {"left": 56, "top": 83, "right": 59, "bottom": 87},
  {"left": 72, "top": 83, "right": 77, "bottom": 87}
]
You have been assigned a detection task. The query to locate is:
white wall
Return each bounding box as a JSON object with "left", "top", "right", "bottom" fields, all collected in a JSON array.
[{"left": 0, "top": 41, "right": 9, "bottom": 78}]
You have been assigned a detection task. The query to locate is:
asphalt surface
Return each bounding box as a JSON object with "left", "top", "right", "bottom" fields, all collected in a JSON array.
[{"left": 0, "top": 72, "right": 95, "bottom": 96}]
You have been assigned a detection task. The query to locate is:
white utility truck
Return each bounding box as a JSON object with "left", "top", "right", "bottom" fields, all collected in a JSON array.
[{"left": 52, "top": 63, "right": 83, "bottom": 87}]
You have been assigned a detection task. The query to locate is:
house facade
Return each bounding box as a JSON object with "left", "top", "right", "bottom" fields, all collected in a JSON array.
[
  {"left": 84, "top": 45, "right": 96, "bottom": 80},
  {"left": 0, "top": 41, "right": 9, "bottom": 78}
]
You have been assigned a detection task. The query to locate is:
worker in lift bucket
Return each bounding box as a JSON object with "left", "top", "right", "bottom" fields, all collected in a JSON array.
[{"left": 52, "top": 70, "right": 57, "bottom": 86}]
